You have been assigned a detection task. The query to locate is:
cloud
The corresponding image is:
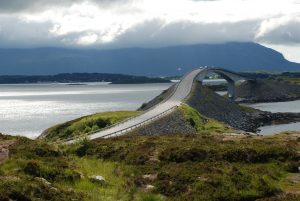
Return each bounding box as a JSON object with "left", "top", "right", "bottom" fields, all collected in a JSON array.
[
  {"left": 107, "top": 19, "right": 259, "bottom": 48},
  {"left": 0, "top": 0, "right": 74, "bottom": 13},
  {"left": 77, "top": 33, "right": 99, "bottom": 45},
  {"left": 256, "top": 15, "right": 300, "bottom": 44},
  {"left": 0, "top": 15, "right": 59, "bottom": 47},
  {"left": 0, "top": 0, "right": 299, "bottom": 50},
  {"left": 0, "top": 0, "right": 131, "bottom": 13}
]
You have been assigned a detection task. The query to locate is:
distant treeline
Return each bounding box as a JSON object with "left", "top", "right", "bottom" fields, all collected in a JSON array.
[
  {"left": 241, "top": 72, "right": 300, "bottom": 79},
  {"left": 0, "top": 73, "right": 170, "bottom": 84}
]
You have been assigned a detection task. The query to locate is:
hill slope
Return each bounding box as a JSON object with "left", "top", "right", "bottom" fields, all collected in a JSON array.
[{"left": 0, "top": 42, "right": 299, "bottom": 76}]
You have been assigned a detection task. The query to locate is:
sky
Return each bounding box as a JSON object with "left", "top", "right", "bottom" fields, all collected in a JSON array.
[{"left": 0, "top": 0, "right": 300, "bottom": 62}]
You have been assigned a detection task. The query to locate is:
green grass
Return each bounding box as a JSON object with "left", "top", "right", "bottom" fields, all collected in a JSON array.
[
  {"left": 0, "top": 134, "right": 163, "bottom": 201},
  {"left": 280, "top": 77, "right": 300, "bottom": 84},
  {"left": 137, "top": 193, "right": 165, "bottom": 201},
  {"left": 179, "top": 104, "right": 232, "bottom": 133},
  {"left": 42, "top": 111, "right": 141, "bottom": 142},
  {"left": 0, "top": 136, "right": 85, "bottom": 200},
  {"left": 57, "top": 157, "right": 135, "bottom": 201},
  {"left": 71, "top": 132, "right": 300, "bottom": 201},
  {"left": 1, "top": 131, "right": 300, "bottom": 201},
  {"left": 238, "top": 104, "right": 258, "bottom": 113},
  {"left": 0, "top": 135, "right": 142, "bottom": 201}
]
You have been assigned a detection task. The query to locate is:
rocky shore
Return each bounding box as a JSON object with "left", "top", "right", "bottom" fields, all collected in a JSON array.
[
  {"left": 251, "top": 111, "right": 300, "bottom": 128},
  {"left": 235, "top": 79, "right": 300, "bottom": 103}
]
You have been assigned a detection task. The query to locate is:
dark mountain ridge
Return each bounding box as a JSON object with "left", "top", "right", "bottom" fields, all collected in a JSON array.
[{"left": 0, "top": 42, "right": 299, "bottom": 76}]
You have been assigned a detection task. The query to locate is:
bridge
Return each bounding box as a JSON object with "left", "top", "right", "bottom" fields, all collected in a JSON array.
[
  {"left": 68, "top": 67, "right": 254, "bottom": 142},
  {"left": 196, "top": 67, "right": 254, "bottom": 100}
]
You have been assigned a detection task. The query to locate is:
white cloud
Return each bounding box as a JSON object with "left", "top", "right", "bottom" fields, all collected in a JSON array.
[
  {"left": 0, "top": 0, "right": 300, "bottom": 61},
  {"left": 77, "top": 33, "right": 99, "bottom": 45}
]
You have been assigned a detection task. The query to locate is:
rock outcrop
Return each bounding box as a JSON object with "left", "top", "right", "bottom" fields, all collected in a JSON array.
[{"left": 236, "top": 79, "right": 300, "bottom": 103}]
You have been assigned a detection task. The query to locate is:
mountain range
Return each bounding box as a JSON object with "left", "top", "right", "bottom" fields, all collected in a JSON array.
[{"left": 0, "top": 42, "right": 299, "bottom": 76}]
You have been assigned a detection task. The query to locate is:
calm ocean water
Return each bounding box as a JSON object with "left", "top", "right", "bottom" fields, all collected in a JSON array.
[
  {"left": 0, "top": 83, "right": 172, "bottom": 138},
  {"left": 247, "top": 100, "right": 300, "bottom": 135},
  {"left": 0, "top": 83, "right": 299, "bottom": 138}
]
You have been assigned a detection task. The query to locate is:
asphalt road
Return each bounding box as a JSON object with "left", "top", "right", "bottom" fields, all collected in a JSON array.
[{"left": 87, "top": 67, "right": 205, "bottom": 140}]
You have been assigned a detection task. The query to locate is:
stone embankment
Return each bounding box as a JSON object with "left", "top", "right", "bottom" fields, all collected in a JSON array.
[
  {"left": 132, "top": 109, "right": 196, "bottom": 135},
  {"left": 252, "top": 112, "right": 300, "bottom": 127},
  {"left": 185, "top": 82, "right": 258, "bottom": 131}
]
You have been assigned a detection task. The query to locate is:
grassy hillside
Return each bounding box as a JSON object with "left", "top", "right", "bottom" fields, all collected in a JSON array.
[
  {"left": 1, "top": 132, "right": 300, "bottom": 201},
  {"left": 41, "top": 111, "right": 141, "bottom": 142},
  {"left": 71, "top": 132, "right": 300, "bottom": 201},
  {"left": 179, "top": 105, "right": 232, "bottom": 134}
]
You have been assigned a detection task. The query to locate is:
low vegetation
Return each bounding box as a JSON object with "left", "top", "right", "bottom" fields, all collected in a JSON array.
[
  {"left": 41, "top": 111, "right": 141, "bottom": 142},
  {"left": 237, "top": 104, "right": 258, "bottom": 113},
  {"left": 179, "top": 104, "right": 232, "bottom": 133},
  {"left": 0, "top": 134, "right": 142, "bottom": 201},
  {"left": 206, "top": 84, "right": 228, "bottom": 92},
  {"left": 70, "top": 132, "right": 300, "bottom": 201},
  {"left": 279, "top": 77, "right": 300, "bottom": 85},
  {"left": 1, "top": 131, "right": 300, "bottom": 201}
]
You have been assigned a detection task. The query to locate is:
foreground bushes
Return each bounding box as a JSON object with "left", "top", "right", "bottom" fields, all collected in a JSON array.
[
  {"left": 73, "top": 133, "right": 300, "bottom": 201},
  {"left": 0, "top": 177, "right": 83, "bottom": 201},
  {"left": 0, "top": 137, "right": 84, "bottom": 200},
  {"left": 1, "top": 132, "right": 299, "bottom": 201}
]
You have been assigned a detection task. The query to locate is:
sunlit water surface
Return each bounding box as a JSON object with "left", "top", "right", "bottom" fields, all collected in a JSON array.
[{"left": 0, "top": 83, "right": 172, "bottom": 138}]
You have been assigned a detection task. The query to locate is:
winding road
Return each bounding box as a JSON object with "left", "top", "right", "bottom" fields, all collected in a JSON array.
[{"left": 84, "top": 67, "right": 205, "bottom": 140}]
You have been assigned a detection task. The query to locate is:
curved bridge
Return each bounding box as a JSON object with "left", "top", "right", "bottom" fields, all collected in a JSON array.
[
  {"left": 196, "top": 67, "right": 254, "bottom": 100},
  {"left": 69, "top": 67, "right": 254, "bottom": 142}
]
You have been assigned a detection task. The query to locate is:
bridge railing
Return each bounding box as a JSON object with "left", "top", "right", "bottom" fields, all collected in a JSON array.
[
  {"left": 63, "top": 105, "right": 179, "bottom": 143},
  {"left": 79, "top": 83, "right": 179, "bottom": 138},
  {"left": 100, "top": 105, "right": 178, "bottom": 138}
]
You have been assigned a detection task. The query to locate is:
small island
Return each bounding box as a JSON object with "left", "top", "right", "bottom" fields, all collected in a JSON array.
[{"left": 0, "top": 73, "right": 170, "bottom": 84}]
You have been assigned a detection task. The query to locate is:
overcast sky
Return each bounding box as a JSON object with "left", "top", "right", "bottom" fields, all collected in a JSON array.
[{"left": 0, "top": 0, "right": 300, "bottom": 62}]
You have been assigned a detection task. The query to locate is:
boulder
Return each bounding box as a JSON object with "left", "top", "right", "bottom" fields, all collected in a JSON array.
[{"left": 89, "top": 175, "right": 106, "bottom": 185}]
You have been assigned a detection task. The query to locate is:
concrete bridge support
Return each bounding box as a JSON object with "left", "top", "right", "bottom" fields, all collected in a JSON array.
[{"left": 227, "top": 79, "right": 235, "bottom": 101}]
